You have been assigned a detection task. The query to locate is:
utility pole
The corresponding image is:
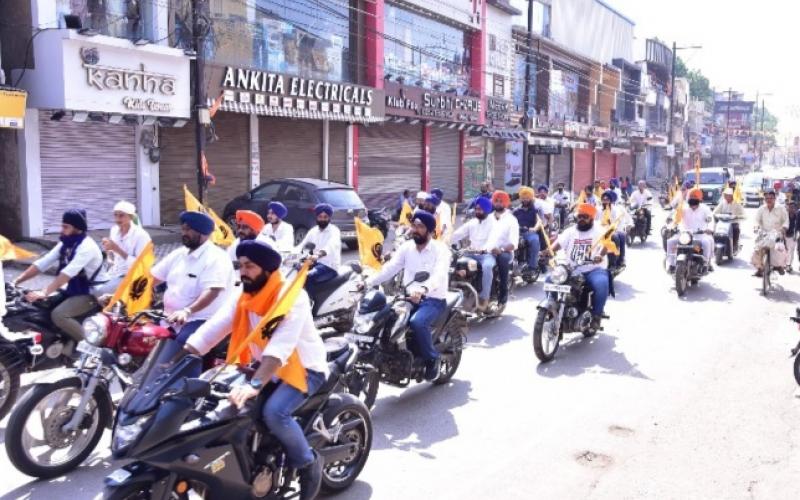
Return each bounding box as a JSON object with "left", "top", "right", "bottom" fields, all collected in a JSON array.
[
  {"left": 522, "top": 0, "right": 534, "bottom": 186},
  {"left": 758, "top": 99, "right": 766, "bottom": 169},
  {"left": 667, "top": 41, "right": 677, "bottom": 180},
  {"left": 723, "top": 87, "right": 732, "bottom": 167},
  {"left": 193, "top": 0, "right": 211, "bottom": 203}
]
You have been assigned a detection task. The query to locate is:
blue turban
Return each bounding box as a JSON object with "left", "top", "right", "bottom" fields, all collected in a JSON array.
[
  {"left": 314, "top": 203, "right": 333, "bottom": 217},
  {"left": 62, "top": 209, "right": 88, "bottom": 232},
  {"left": 610, "top": 178, "right": 619, "bottom": 188},
  {"left": 601, "top": 190, "right": 618, "bottom": 203},
  {"left": 474, "top": 196, "right": 493, "bottom": 214},
  {"left": 412, "top": 209, "right": 437, "bottom": 233},
  {"left": 683, "top": 180, "right": 695, "bottom": 189},
  {"left": 425, "top": 194, "right": 442, "bottom": 207},
  {"left": 180, "top": 211, "right": 215, "bottom": 235},
  {"left": 431, "top": 188, "right": 444, "bottom": 200},
  {"left": 268, "top": 201, "right": 288, "bottom": 219},
  {"left": 536, "top": 184, "right": 549, "bottom": 193},
  {"left": 236, "top": 240, "right": 281, "bottom": 273}
]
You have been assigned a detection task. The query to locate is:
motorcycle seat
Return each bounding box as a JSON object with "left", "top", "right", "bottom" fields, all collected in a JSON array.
[
  {"left": 307, "top": 269, "right": 354, "bottom": 314},
  {"left": 295, "top": 344, "right": 353, "bottom": 409},
  {"left": 431, "top": 291, "right": 460, "bottom": 331}
]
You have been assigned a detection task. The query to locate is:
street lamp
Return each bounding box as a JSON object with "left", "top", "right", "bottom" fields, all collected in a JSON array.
[
  {"left": 755, "top": 93, "right": 773, "bottom": 170},
  {"left": 668, "top": 43, "right": 702, "bottom": 180}
]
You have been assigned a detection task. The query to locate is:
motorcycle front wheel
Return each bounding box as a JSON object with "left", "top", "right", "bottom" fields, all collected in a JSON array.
[
  {"left": 793, "top": 354, "right": 800, "bottom": 387},
  {"left": 715, "top": 247, "right": 724, "bottom": 266},
  {"left": 5, "top": 377, "right": 111, "bottom": 479},
  {"left": 532, "top": 309, "right": 560, "bottom": 362},
  {"left": 762, "top": 252, "right": 771, "bottom": 296},
  {"left": 320, "top": 396, "right": 373, "bottom": 494},
  {"left": 675, "top": 262, "right": 688, "bottom": 297},
  {"left": 0, "top": 348, "right": 22, "bottom": 420},
  {"left": 347, "top": 367, "right": 379, "bottom": 410}
]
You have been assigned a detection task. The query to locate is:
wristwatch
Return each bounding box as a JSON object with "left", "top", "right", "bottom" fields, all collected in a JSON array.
[{"left": 249, "top": 377, "right": 264, "bottom": 390}]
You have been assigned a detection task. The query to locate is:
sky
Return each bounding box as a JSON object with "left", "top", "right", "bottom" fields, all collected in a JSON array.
[{"left": 605, "top": 0, "right": 800, "bottom": 141}]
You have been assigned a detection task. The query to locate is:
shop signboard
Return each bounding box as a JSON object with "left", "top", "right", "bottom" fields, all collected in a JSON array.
[
  {"left": 486, "top": 97, "right": 516, "bottom": 128},
  {"left": 530, "top": 144, "right": 562, "bottom": 155},
  {"left": 504, "top": 141, "right": 523, "bottom": 195},
  {"left": 0, "top": 88, "right": 27, "bottom": 129},
  {"left": 384, "top": 81, "right": 481, "bottom": 124},
  {"left": 463, "top": 136, "right": 487, "bottom": 199}
]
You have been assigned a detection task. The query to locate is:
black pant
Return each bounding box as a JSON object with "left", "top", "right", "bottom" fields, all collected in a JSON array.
[{"left": 732, "top": 223, "right": 740, "bottom": 250}]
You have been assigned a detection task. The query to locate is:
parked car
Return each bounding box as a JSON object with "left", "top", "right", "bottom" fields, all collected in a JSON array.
[
  {"left": 742, "top": 172, "right": 764, "bottom": 207},
  {"left": 683, "top": 167, "right": 735, "bottom": 205},
  {"left": 222, "top": 178, "right": 368, "bottom": 248}
]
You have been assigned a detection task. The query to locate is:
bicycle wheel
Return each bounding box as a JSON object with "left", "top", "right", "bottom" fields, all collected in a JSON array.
[{"left": 762, "top": 251, "right": 771, "bottom": 296}]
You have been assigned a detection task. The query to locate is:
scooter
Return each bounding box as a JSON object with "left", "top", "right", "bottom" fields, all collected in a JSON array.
[{"left": 713, "top": 213, "right": 741, "bottom": 265}]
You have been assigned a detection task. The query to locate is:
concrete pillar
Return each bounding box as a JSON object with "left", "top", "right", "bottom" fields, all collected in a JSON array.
[
  {"left": 18, "top": 108, "right": 43, "bottom": 237},
  {"left": 364, "top": 0, "right": 385, "bottom": 89},
  {"left": 135, "top": 124, "right": 160, "bottom": 226},
  {"left": 249, "top": 114, "right": 260, "bottom": 189}
]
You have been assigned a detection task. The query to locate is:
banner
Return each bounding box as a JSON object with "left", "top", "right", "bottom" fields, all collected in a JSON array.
[
  {"left": 183, "top": 185, "right": 235, "bottom": 247},
  {"left": 354, "top": 217, "right": 383, "bottom": 271},
  {"left": 0, "top": 235, "right": 38, "bottom": 261},
  {"left": 103, "top": 241, "right": 155, "bottom": 314}
]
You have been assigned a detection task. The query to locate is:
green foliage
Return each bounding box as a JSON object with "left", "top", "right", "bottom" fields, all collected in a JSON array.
[{"left": 675, "top": 57, "right": 713, "bottom": 106}]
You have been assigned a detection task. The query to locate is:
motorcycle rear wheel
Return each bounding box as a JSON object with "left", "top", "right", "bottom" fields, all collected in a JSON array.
[
  {"left": 675, "top": 262, "right": 688, "bottom": 297},
  {"left": 0, "top": 349, "right": 22, "bottom": 420},
  {"left": 762, "top": 252, "right": 771, "bottom": 296},
  {"left": 532, "top": 309, "right": 560, "bottom": 362},
  {"left": 5, "top": 377, "right": 110, "bottom": 479},
  {"left": 794, "top": 355, "right": 800, "bottom": 387},
  {"left": 433, "top": 325, "right": 465, "bottom": 386},
  {"left": 320, "top": 396, "right": 373, "bottom": 494},
  {"left": 347, "top": 367, "right": 379, "bottom": 410}
]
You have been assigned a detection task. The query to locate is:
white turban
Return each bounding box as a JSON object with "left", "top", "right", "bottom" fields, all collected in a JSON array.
[{"left": 113, "top": 200, "right": 137, "bottom": 215}]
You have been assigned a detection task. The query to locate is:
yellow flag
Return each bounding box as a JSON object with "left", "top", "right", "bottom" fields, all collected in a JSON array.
[
  {"left": 673, "top": 204, "right": 683, "bottom": 227},
  {"left": 0, "top": 235, "right": 38, "bottom": 261},
  {"left": 733, "top": 183, "right": 744, "bottom": 204},
  {"left": 354, "top": 217, "right": 383, "bottom": 271},
  {"left": 226, "top": 261, "right": 311, "bottom": 364},
  {"left": 592, "top": 215, "right": 624, "bottom": 256},
  {"left": 103, "top": 242, "right": 155, "bottom": 314},
  {"left": 398, "top": 200, "right": 413, "bottom": 226},
  {"left": 183, "top": 185, "right": 235, "bottom": 247},
  {"left": 694, "top": 155, "right": 701, "bottom": 186},
  {"left": 576, "top": 190, "right": 587, "bottom": 205},
  {"left": 434, "top": 213, "right": 443, "bottom": 239}
]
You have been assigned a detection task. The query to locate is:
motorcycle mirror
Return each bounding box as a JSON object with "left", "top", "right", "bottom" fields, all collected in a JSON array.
[
  {"left": 412, "top": 271, "right": 430, "bottom": 283},
  {"left": 304, "top": 242, "right": 316, "bottom": 252},
  {"left": 349, "top": 261, "right": 364, "bottom": 274},
  {"left": 179, "top": 378, "right": 211, "bottom": 399}
]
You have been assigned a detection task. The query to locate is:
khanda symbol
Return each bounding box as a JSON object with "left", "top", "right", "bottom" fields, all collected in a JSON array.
[
  {"left": 260, "top": 315, "right": 286, "bottom": 340},
  {"left": 218, "top": 224, "right": 229, "bottom": 239},
  {"left": 371, "top": 242, "right": 383, "bottom": 261},
  {"left": 129, "top": 276, "right": 149, "bottom": 301}
]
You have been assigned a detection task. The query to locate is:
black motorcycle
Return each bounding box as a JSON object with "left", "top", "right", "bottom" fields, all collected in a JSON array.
[
  {"left": 626, "top": 206, "right": 650, "bottom": 245},
  {"left": 532, "top": 261, "right": 608, "bottom": 362},
  {"left": 661, "top": 210, "right": 678, "bottom": 252},
  {"left": 103, "top": 338, "right": 372, "bottom": 499},
  {"left": 513, "top": 228, "right": 544, "bottom": 286},
  {"left": 343, "top": 272, "right": 467, "bottom": 409},
  {"left": 790, "top": 308, "right": 800, "bottom": 386},
  {"left": 674, "top": 230, "right": 711, "bottom": 297},
  {"left": 0, "top": 283, "right": 100, "bottom": 419},
  {"left": 367, "top": 207, "right": 390, "bottom": 238},
  {"left": 450, "top": 248, "right": 512, "bottom": 318}
]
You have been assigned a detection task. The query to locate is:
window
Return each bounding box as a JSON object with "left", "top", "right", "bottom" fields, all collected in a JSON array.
[
  {"left": 493, "top": 74, "right": 505, "bottom": 98},
  {"left": 510, "top": 0, "right": 551, "bottom": 38},
  {"left": 56, "top": 0, "right": 150, "bottom": 40},
  {"left": 280, "top": 185, "right": 312, "bottom": 203},
  {"left": 252, "top": 183, "right": 282, "bottom": 201},
  {"left": 383, "top": 5, "right": 470, "bottom": 93},
  {"left": 318, "top": 189, "right": 364, "bottom": 208},
  {"left": 512, "top": 53, "right": 534, "bottom": 113},
  {"left": 489, "top": 34, "right": 497, "bottom": 52}
]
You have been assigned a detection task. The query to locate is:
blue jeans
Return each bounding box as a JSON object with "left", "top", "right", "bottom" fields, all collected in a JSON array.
[
  {"left": 608, "top": 232, "right": 626, "bottom": 268},
  {"left": 584, "top": 268, "right": 610, "bottom": 316},
  {"left": 470, "top": 253, "right": 495, "bottom": 300},
  {"left": 495, "top": 252, "right": 512, "bottom": 304},
  {"left": 305, "top": 263, "right": 337, "bottom": 290},
  {"left": 263, "top": 370, "right": 327, "bottom": 468},
  {"left": 522, "top": 232, "right": 541, "bottom": 270},
  {"left": 408, "top": 298, "right": 446, "bottom": 361}
]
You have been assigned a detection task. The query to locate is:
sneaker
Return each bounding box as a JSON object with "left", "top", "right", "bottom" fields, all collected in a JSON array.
[
  {"left": 495, "top": 302, "right": 506, "bottom": 315},
  {"left": 667, "top": 265, "right": 676, "bottom": 274},
  {"left": 298, "top": 451, "right": 323, "bottom": 500},
  {"left": 753, "top": 270, "right": 764, "bottom": 278},
  {"left": 590, "top": 315, "right": 602, "bottom": 331},
  {"left": 424, "top": 358, "right": 441, "bottom": 382},
  {"left": 777, "top": 267, "right": 786, "bottom": 276}
]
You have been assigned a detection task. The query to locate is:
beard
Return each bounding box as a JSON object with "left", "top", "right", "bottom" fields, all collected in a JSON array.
[
  {"left": 493, "top": 206, "right": 505, "bottom": 213},
  {"left": 521, "top": 200, "right": 532, "bottom": 208},
  {"left": 577, "top": 220, "right": 594, "bottom": 232},
  {"left": 182, "top": 235, "right": 202, "bottom": 250},
  {"left": 317, "top": 220, "right": 330, "bottom": 230},
  {"left": 238, "top": 230, "right": 256, "bottom": 241},
  {"left": 241, "top": 271, "right": 269, "bottom": 294},
  {"left": 475, "top": 212, "right": 487, "bottom": 221},
  {"left": 412, "top": 233, "right": 429, "bottom": 245}
]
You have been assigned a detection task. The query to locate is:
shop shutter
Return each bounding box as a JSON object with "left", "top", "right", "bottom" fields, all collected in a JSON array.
[
  {"left": 492, "top": 140, "right": 505, "bottom": 190},
  {"left": 531, "top": 154, "right": 549, "bottom": 188},
  {"left": 551, "top": 148, "right": 571, "bottom": 192},
  {"left": 429, "top": 127, "right": 460, "bottom": 201},
  {"left": 358, "top": 122, "right": 422, "bottom": 208},
  {"left": 615, "top": 152, "right": 633, "bottom": 181},
  {"left": 596, "top": 150, "right": 615, "bottom": 183},
  {"left": 573, "top": 149, "right": 593, "bottom": 193},
  {"left": 39, "top": 110, "right": 136, "bottom": 233},
  {"left": 160, "top": 113, "right": 250, "bottom": 224},
  {"left": 260, "top": 117, "right": 322, "bottom": 182},
  {"left": 328, "top": 122, "right": 347, "bottom": 184}
]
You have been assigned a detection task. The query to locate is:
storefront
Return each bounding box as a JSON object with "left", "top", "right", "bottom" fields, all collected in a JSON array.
[
  {"left": 14, "top": 31, "right": 190, "bottom": 235},
  {"left": 573, "top": 145, "right": 594, "bottom": 193},
  {"left": 612, "top": 147, "right": 633, "bottom": 181},
  {"left": 482, "top": 97, "right": 525, "bottom": 195},
  {"left": 528, "top": 137, "right": 564, "bottom": 188},
  {"left": 595, "top": 149, "right": 615, "bottom": 183}
]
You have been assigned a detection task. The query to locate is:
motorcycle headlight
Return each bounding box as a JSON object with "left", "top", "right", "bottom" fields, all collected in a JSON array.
[
  {"left": 82, "top": 314, "right": 109, "bottom": 346},
  {"left": 112, "top": 415, "right": 151, "bottom": 453},
  {"left": 550, "top": 265, "right": 570, "bottom": 285},
  {"left": 467, "top": 260, "right": 478, "bottom": 272},
  {"left": 353, "top": 311, "right": 377, "bottom": 334},
  {"left": 678, "top": 232, "right": 693, "bottom": 245}
]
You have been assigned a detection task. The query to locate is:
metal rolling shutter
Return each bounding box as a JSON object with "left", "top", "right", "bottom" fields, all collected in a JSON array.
[
  {"left": 596, "top": 150, "right": 615, "bottom": 183},
  {"left": 492, "top": 140, "right": 505, "bottom": 190},
  {"left": 39, "top": 110, "right": 136, "bottom": 233},
  {"left": 531, "top": 154, "right": 548, "bottom": 188},
  {"left": 328, "top": 122, "right": 347, "bottom": 184},
  {"left": 429, "top": 127, "right": 460, "bottom": 201},
  {"left": 615, "top": 153, "right": 633, "bottom": 181},
  {"left": 551, "top": 148, "right": 571, "bottom": 191},
  {"left": 573, "top": 149, "right": 593, "bottom": 193},
  {"left": 359, "top": 122, "right": 422, "bottom": 208},
  {"left": 160, "top": 113, "right": 250, "bottom": 224},
  {"left": 260, "top": 117, "right": 322, "bottom": 182}
]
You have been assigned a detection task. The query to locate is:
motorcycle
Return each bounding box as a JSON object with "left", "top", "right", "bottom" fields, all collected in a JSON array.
[
  {"left": 513, "top": 223, "right": 558, "bottom": 286},
  {"left": 713, "top": 213, "right": 741, "bottom": 265},
  {"left": 755, "top": 229, "right": 786, "bottom": 296},
  {"left": 103, "top": 338, "right": 372, "bottom": 499},
  {"left": 661, "top": 210, "right": 678, "bottom": 252},
  {"left": 343, "top": 272, "right": 467, "bottom": 409},
  {"left": 0, "top": 283, "right": 101, "bottom": 419},
  {"left": 626, "top": 206, "right": 650, "bottom": 245},
  {"left": 367, "top": 207, "right": 390, "bottom": 238},
  {"left": 789, "top": 308, "right": 800, "bottom": 386},
  {"left": 673, "top": 230, "right": 711, "bottom": 297},
  {"left": 532, "top": 260, "right": 609, "bottom": 362},
  {"left": 4, "top": 309, "right": 170, "bottom": 478},
  {"left": 449, "top": 248, "right": 512, "bottom": 318}
]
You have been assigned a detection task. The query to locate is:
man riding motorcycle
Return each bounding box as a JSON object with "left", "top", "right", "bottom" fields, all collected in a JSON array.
[
  {"left": 467, "top": 181, "right": 494, "bottom": 210},
  {"left": 13, "top": 209, "right": 107, "bottom": 350},
  {"left": 486, "top": 190, "right": 520, "bottom": 312},
  {"left": 752, "top": 189, "right": 789, "bottom": 277},
  {"left": 629, "top": 180, "right": 653, "bottom": 235},
  {"left": 362, "top": 210, "right": 450, "bottom": 381},
  {"left": 713, "top": 187, "right": 745, "bottom": 252},
  {"left": 179, "top": 240, "right": 329, "bottom": 500},
  {"left": 431, "top": 188, "right": 453, "bottom": 238},
  {"left": 666, "top": 189, "right": 714, "bottom": 274},
  {"left": 514, "top": 187, "right": 542, "bottom": 275},
  {"left": 97, "top": 201, "right": 152, "bottom": 295},
  {"left": 552, "top": 182, "right": 571, "bottom": 228},
  {"left": 597, "top": 190, "right": 628, "bottom": 270},
  {"left": 546, "top": 203, "right": 609, "bottom": 331},
  {"left": 228, "top": 209, "right": 265, "bottom": 261},
  {"left": 296, "top": 203, "right": 342, "bottom": 289},
  {"left": 451, "top": 196, "right": 496, "bottom": 311},
  {"left": 259, "top": 201, "right": 294, "bottom": 253},
  {"left": 535, "top": 185, "right": 555, "bottom": 228}
]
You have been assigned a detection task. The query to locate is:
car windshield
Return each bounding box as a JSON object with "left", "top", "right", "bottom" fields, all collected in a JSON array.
[
  {"left": 686, "top": 172, "right": 725, "bottom": 184},
  {"left": 319, "top": 189, "right": 364, "bottom": 208},
  {"left": 744, "top": 175, "right": 763, "bottom": 187}
]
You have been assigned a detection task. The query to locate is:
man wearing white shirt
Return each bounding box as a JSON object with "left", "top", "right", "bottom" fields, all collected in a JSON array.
[
  {"left": 486, "top": 191, "right": 519, "bottom": 309},
  {"left": 150, "top": 211, "right": 234, "bottom": 342},
  {"left": 552, "top": 182, "right": 571, "bottom": 228},
  {"left": 13, "top": 209, "right": 107, "bottom": 344},
  {"left": 666, "top": 189, "right": 714, "bottom": 272},
  {"left": 451, "top": 196, "right": 496, "bottom": 310},
  {"left": 629, "top": 180, "right": 654, "bottom": 235},
  {"left": 534, "top": 185, "right": 555, "bottom": 227},
  {"left": 179, "top": 241, "right": 328, "bottom": 499},
  {"left": 228, "top": 210, "right": 265, "bottom": 262},
  {"left": 364, "top": 210, "right": 449, "bottom": 381},
  {"left": 96, "top": 201, "right": 152, "bottom": 295},
  {"left": 431, "top": 188, "right": 452, "bottom": 237},
  {"left": 259, "top": 201, "right": 294, "bottom": 253},
  {"left": 296, "top": 203, "right": 341, "bottom": 289}
]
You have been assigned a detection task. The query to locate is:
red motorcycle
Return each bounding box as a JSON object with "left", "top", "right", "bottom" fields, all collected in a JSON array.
[{"left": 4, "top": 309, "right": 172, "bottom": 478}]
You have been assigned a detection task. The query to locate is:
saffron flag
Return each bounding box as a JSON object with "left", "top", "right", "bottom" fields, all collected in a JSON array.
[
  {"left": 183, "top": 185, "right": 235, "bottom": 247},
  {"left": 398, "top": 200, "right": 413, "bottom": 226},
  {"left": 209, "top": 93, "right": 225, "bottom": 119},
  {"left": 694, "top": 154, "right": 701, "bottom": 186},
  {"left": 592, "top": 215, "right": 624, "bottom": 256},
  {"left": 0, "top": 235, "right": 38, "bottom": 261},
  {"left": 354, "top": 217, "right": 384, "bottom": 271},
  {"left": 103, "top": 241, "right": 155, "bottom": 314},
  {"left": 733, "top": 182, "right": 744, "bottom": 204}
]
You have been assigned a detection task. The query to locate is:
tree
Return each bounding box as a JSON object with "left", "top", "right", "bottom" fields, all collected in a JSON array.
[{"left": 674, "top": 57, "right": 713, "bottom": 107}]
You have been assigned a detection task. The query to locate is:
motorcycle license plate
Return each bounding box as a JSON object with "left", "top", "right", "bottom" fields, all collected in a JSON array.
[
  {"left": 76, "top": 340, "right": 103, "bottom": 357},
  {"left": 543, "top": 284, "right": 571, "bottom": 294},
  {"left": 340, "top": 231, "right": 356, "bottom": 239},
  {"left": 107, "top": 468, "right": 131, "bottom": 484},
  {"left": 345, "top": 333, "right": 374, "bottom": 344}
]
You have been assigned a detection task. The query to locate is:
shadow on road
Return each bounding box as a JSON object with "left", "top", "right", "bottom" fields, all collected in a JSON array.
[
  {"left": 676, "top": 282, "right": 732, "bottom": 302},
  {"left": 611, "top": 280, "right": 642, "bottom": 302},
  {"left": 764, "top": 286, "right": 800, "bottom": 303},
  {"left": 323, "top": 480, "right": 373, "bottom": 499},
  {"left": 0, "top": 453, "right": 116, "bottom": 500},
  {"left": 535, "top": 332, "right": 650, "bottom": 381},
  {"left": 371, "top": 379, "right": 472, "bottom": 454},
  {"left": 465, "top": 312, "right": 529, "bottom": 349}
]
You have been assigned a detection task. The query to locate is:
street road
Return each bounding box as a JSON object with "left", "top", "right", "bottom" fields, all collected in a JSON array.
[{"left": 2, "top": 205, "right": 800, "bottom": 499}]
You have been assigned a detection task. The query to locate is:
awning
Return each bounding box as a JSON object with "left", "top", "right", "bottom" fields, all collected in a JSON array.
[
  {"left": 475, "top": 127, "right": 527, "bottom": 140},
  {"left": 218, "top": 101, "right": 385, "bottom": 124},
  {"left": 528, "top": 135, "right": 562, "bottom": 147},
  {"left": 610, "top": 147, "right": 631, "bottom": 155},
  {"left": 563, "top": 139, "right": 591, "bottom": 150}
]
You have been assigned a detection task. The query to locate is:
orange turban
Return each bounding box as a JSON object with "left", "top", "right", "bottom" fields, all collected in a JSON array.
[
  {"left": 688, "top": 189, "right": 703, "bottom": 201},
  {"left": 576, "top": 203, "right": 597, "bottom": 219},
  {"left": 235, "top": 210, "right": 265, "bottom": 232},
  {"left": 518, "top": 186, "right": 535, "bottom": 201},
  {"left": 492, "top": 190, "right": 511, "bottom": 208}
]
